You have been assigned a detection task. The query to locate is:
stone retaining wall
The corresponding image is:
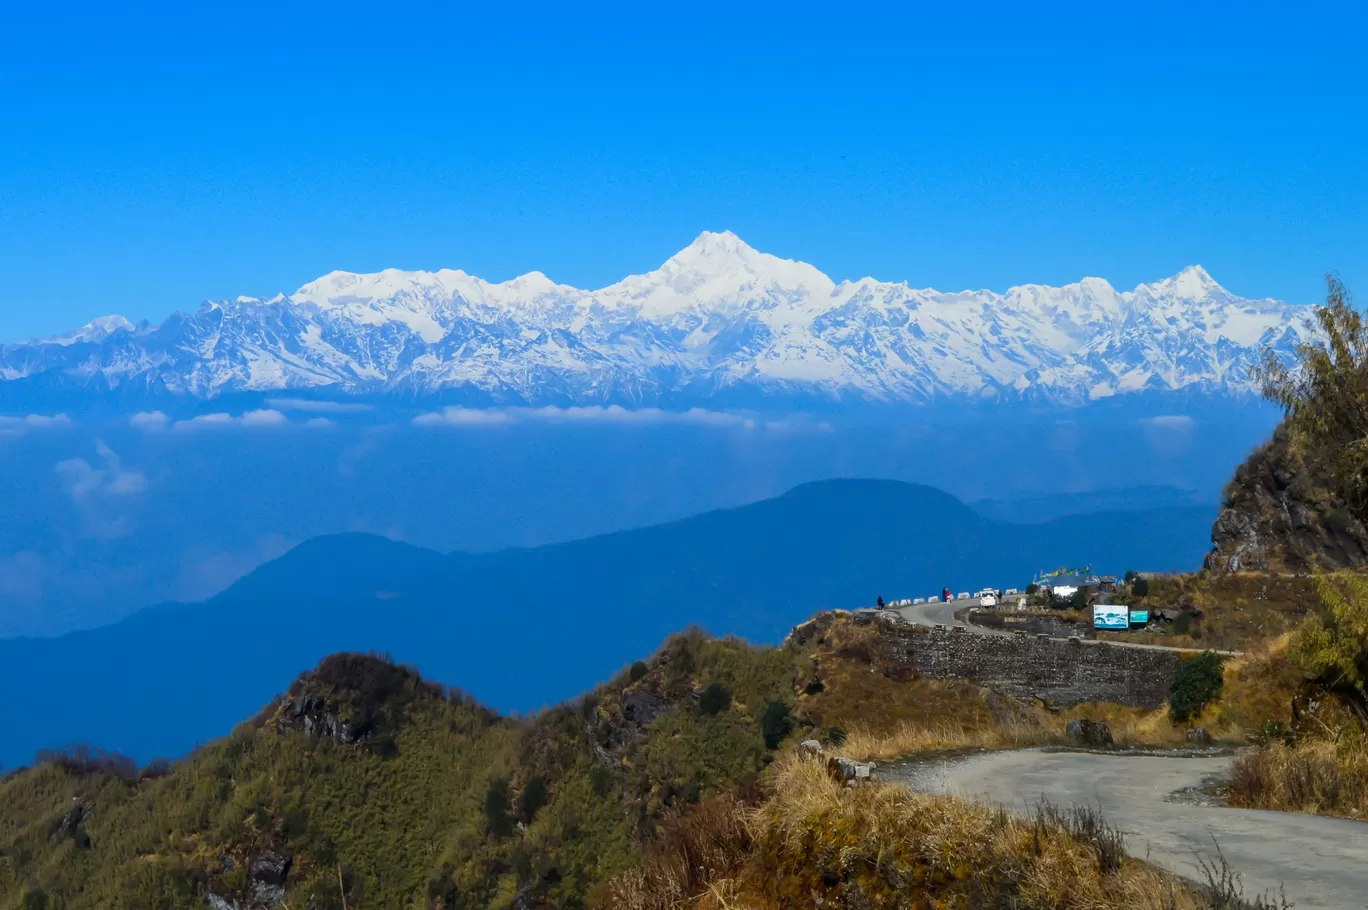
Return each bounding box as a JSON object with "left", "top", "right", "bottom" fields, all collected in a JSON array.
[{"left": 867, "top": 617, "right": 1182, "bottom": 708}]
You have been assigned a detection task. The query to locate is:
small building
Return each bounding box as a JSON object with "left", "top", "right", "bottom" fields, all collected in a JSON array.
[{"left": 1041, "top": 572, "right": 1116, "bottom": 598}]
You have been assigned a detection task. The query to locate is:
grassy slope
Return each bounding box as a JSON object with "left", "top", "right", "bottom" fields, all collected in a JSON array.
[
  {"left": 0, "top": 631, "right": 804, "bottom": 910},
  {"left": 0, "top": 609, "right": 1324, "bottom": 910}
]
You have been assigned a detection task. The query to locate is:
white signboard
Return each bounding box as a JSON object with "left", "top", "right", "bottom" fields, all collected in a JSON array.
[{"left": 1093, "top": 604, "right": 1128, "bottom": 630}]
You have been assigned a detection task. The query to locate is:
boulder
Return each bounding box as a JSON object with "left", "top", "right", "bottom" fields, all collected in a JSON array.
[
  {"left": 1065, "top": 719, "right": 1113, "bottom": 748},
  {"left": 827, "top": 756, "right": 875, "bottom": 785},
  {"left": 797, "top": 739, "right": 824, "bottom": 758},
  {"left": 247, "top": 850, "right": 292, "bottom": 908},
  {"left": 1186, "top": 727, "right": 1212, "bottom": 746},
  {"left": 621, "top": 691, "right": 666, "bottom": 728}
]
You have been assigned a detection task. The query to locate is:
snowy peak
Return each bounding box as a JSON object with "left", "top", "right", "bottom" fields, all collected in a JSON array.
[
  {"left": 603, "top": 230, "right": 836, "bottom": 315},
  {"left": 45, "top": 314, "right": 135, "bottom": 346},
  {"left": 1135, "top": 265, "right": 1226, "bottom": 301},
  {"left": 0, "top": 235, "right": 1309, "bottom": 407}
]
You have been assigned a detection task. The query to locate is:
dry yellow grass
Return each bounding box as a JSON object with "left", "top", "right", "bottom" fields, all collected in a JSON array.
[
  {"left": 604, "top": 753, "right": 1220, "bottom": 910},
  {"left": 1227, "top": 739, "right": 1368, "bottom": 820},
  {"left": 838, "top": 716, "right": 1056, "bottom": 762}
]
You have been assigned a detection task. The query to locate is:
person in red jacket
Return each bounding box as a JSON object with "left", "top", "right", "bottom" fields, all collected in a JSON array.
[{"left": 942, "top": 587, "right": 952, "bottom": 603}]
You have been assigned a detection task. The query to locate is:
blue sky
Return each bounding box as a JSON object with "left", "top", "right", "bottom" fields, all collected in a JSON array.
[{"left": 2, "top": 0, "right": 1364, "bottom": 340}]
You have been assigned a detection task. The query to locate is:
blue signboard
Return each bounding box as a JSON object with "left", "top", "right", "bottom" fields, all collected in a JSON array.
[
  {"left": 1093, "top": 604, "right": 1128, "bottom": 630},
  {"left": 1129, "top": 609, "right": 1150, "bottom": 624}
]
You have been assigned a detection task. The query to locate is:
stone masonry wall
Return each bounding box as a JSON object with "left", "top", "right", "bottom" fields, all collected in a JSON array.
[{"left": 865, "top": 616, "right": 1182, "bottom": 709}]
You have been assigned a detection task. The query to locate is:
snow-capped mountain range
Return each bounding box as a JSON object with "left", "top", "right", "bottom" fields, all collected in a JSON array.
[{"left": 0, "top": 231, "right": 1308, "bottom": 410}]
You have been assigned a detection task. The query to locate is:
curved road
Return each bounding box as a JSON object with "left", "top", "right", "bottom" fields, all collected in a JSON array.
[
  {"left": 885, "top": 598, "right": 1238, "bottom": 655},
  {"left": 883, "top": 748, "right": 1368, "bottom": 909}
]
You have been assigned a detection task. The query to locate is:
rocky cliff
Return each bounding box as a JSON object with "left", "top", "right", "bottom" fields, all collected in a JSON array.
[{"left": 1206, "top": 426, "right": 1368, "bottom": 574}]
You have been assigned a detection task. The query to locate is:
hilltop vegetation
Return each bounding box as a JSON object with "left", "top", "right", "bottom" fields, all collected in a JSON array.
[{"left": 2, "top": 602, "right": 1323, "bottom": 910}]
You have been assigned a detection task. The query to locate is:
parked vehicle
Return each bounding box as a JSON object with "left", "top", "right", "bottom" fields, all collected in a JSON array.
[
  {"left": 956, "top": 592, "right": 970, "bottom": 600},
  {"left": 912, "top": 597, "right": 926, "bottom": 605},
  {"left": 1005, "top": 588, "right": 1020, "bottom": 596},
  {"left": 980, "top": 593, "right": 997, "bottom": 607}
]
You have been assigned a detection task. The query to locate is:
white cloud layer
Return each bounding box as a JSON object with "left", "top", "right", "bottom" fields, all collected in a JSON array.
[
  {"left": 412, "top": 405, "right": 831, "bottom": 432},
  {"left": 129, "top": 411, "right": 171, "bottom": 430},
  {"left": 265, "top": 398, "right": 375, "bottom": 414},
  {"left": 55, "top": 441, "right": 146, "bottom": 501},
  {"left": 0, "top": 413, "right": 73, "bottom": 434},
  {"left": 170, "top": 409, "right": 290, "bottom": 431}
]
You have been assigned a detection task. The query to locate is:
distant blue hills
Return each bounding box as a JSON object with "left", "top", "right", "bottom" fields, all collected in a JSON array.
[{"left": 0, "top": 478, "right": 1217, "bottom": 768}]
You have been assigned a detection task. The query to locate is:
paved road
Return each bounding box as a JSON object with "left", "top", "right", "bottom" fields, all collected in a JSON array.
[
  {"left": 883, "top": 599, "right": 1238, "bottom": 655},
  {"left": 884, "top": 748, "right": 1368, "bottom": 909},
  {"left": 892, "top": 596, "right": 1006, "bottom": 632}
]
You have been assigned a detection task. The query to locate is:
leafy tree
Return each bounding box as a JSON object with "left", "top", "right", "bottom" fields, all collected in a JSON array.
[
  {"left": 760, "top": 700, "right": 792, "bottom": 750},
  {"left": 1131, "top": 577, "right": 1150, "bottom": 597},
  {"left": 628, "top": 660, "right": 648, "bottom": 683},
  {"left": 1069, "top": 589, "right": 1089, "bottom": 611},
  {"left": 518, "top": 774, "right": 548, "bottom": 823},
  {"left": 697, "top": 683, "right": 732, "bottom": 716},
  {"left": 1123, "top": 570, "right": 1138, "bottom": 585},
  {"left": 1291, "top": 573, "right": 1368, "bottom": 717},
  {"left": 1025, "top": 583, "right": 1039, "bottom": 595},
  {"left": 1255, "top": 275, "right": 1368, "bottom": 519},
  {"left": 1170, "top": 651, "right": 1224, "bottom": 722},
  {"left": 484, "top": 775, "right": 514, "bottom": 838}
]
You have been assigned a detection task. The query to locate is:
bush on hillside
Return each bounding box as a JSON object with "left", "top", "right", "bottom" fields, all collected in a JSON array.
[
  {"left": 697, "top": 683, "right": 732, "bottom": 716},
  {"left": 35, "top": 745, "right": 138, "bottom": 781},
  {"left": 1132, "top": 577, "right": 1150, "bottom": 597},
  {"left": 1174, "top": 613, "right": 1192, "bottom": 635},
  {"left": 484, "top": 775, "right": 514, "bottom": 838},
  {"left": 1255, "top": 275, "right": 1368, "bottom": 520},
  {"left": 629, "top": 660, "right": 649, "bottom": 683},
  {"left": 1170, "top": 651, "right": 1225, "bottom": 723},
  {"left": 1293, "top": 573, "right": 1368, "bottom": 716},
  {"left": 760, "top": 700, "right": 792, "bottom": 750},
  {"left": 518, "top": 774, "right": 549, "bottom": 823}
]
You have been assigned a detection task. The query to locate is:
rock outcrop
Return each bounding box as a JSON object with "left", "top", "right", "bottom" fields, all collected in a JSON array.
[
  {"left": 1065, "top": 719, "right": 1113, "bottom": 748},
  {"left": 1205, "top": 427, "right": 1368, "bottom": 574}
]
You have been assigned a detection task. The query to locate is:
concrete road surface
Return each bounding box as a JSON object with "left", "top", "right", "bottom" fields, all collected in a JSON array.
[
  {"left": 886, "top": 599, "right": 1236, "bottom": 655},
  {"left": 893, "top": 596, "right": 1005, "bottom": 632},
  {"left": 883, "top": 748, "right": 1368, "bottom": 909}
]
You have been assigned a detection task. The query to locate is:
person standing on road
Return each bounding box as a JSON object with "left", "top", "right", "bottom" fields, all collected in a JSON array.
[{"left": 942, "top": 587, "right": 951, "bottom": 603}]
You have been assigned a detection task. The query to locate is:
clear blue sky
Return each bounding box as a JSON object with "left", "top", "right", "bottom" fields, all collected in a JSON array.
[{"left": 2, "top": 0, "right": 1364, "bottom": 340}]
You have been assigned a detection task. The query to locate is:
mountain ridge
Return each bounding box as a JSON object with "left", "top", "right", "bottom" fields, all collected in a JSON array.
[
  {"left": 0, "top": 477, "right": 1217, "bottom": 767},
  {"left": 0, "top": 232, "right": 1307, "bottom": 408}
]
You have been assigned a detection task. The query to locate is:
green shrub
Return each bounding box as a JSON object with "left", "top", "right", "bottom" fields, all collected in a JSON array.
[
  {"left": 697, "top": 683, "right": 732, "bottom": 716},
  {"left": 1170, "top": 651, "right": 1225, "bottom": 722},
  {"left": 824, "top": 726, "right": 847, "bottom": 746},
  {"left": 518, "top": 774, "right": 548, "bottom": 823},
  {"left": 1174, "top": 613, "right": 1192, "bottom": 635},
  {"left": 1025, "top": 583, "right": 1039, "bottom": 595},
  {"left": 21, "top": 889, "right": 49, "bottom": 910},
  {"left": 1132, "top": 577, "right": 1150, "bottom": 597},
  {"left": 484, "top": 776, "right": 514, "bottom": 837},
  {"left": 628, "top": 661, "right": 648, "bottom": 683},
  {"left": 760, "top": 700, "right": 792, "bottom": 750}
]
